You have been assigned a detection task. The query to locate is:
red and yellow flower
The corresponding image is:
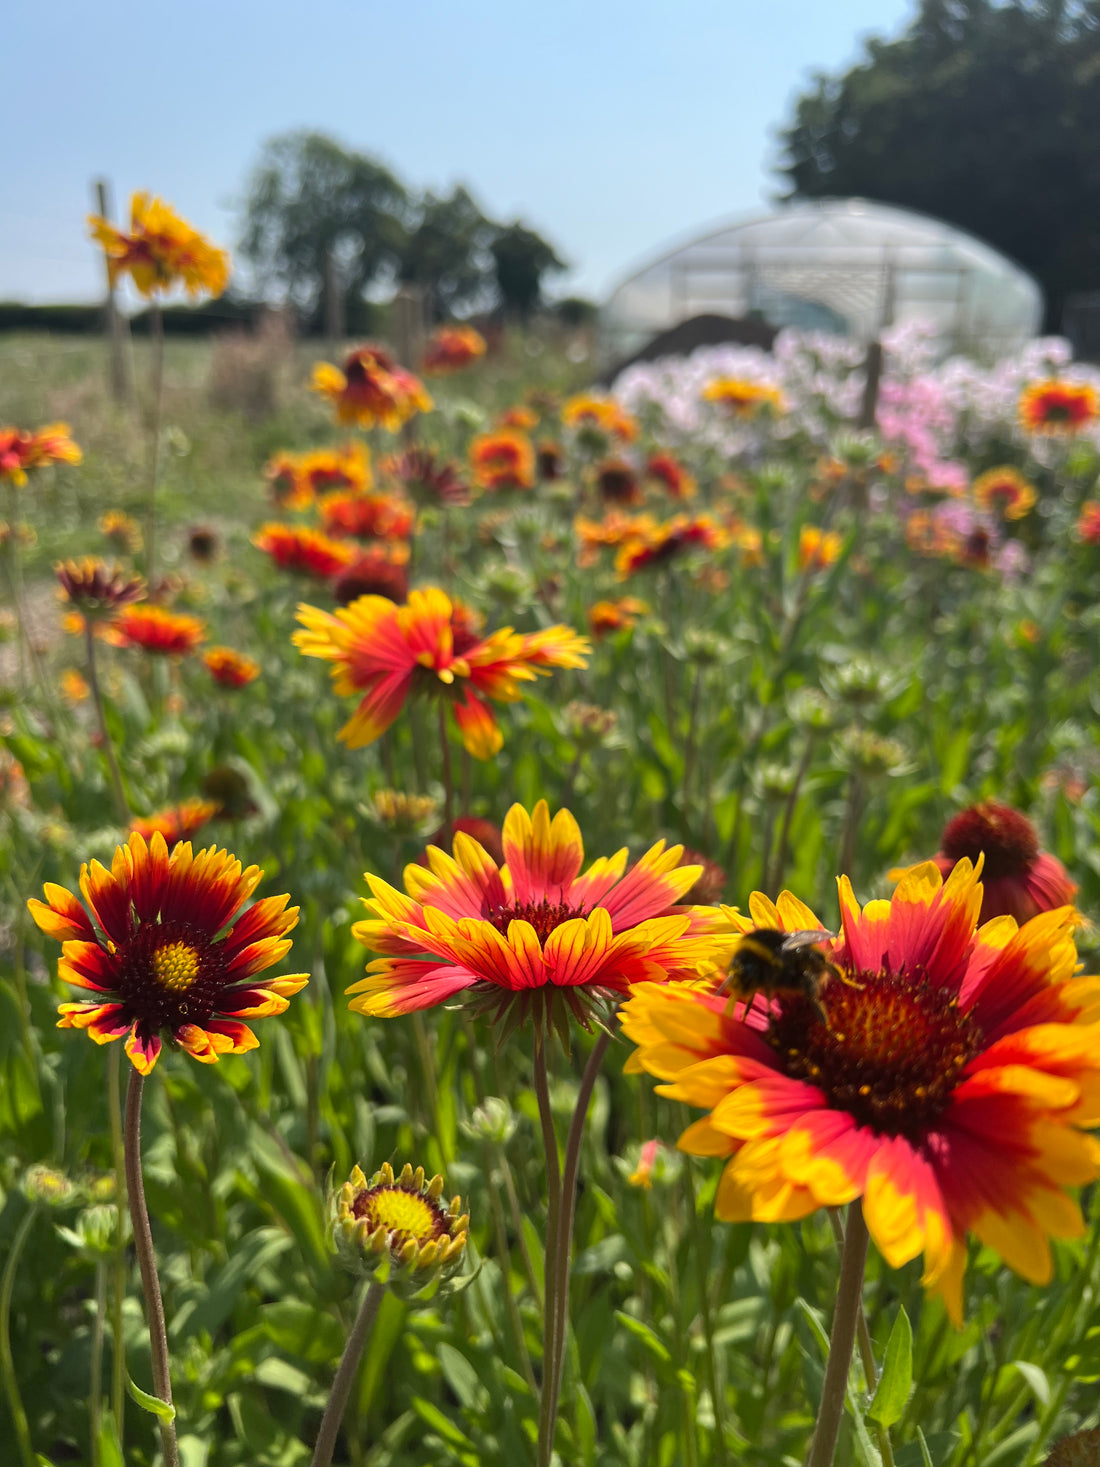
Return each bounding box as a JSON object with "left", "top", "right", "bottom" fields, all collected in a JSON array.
[
  {"left": 623, "top": 861, "right": 1100, "bottom": 1324},
  {"left": 28, "top": 832, "right": 308, "bottom": 1074},
  {"left": 99, "top": 510, "right": 142, "bottom": 553},
  {"left": 294, "top": 587, "right": 589, "bottom": 759},
  {"left": 253, "top": 523, "right": 355, "bottom": 578},
  {"left": 114, "top": 604, "right": 205, "bottom": 655},
  {"left": 422, "top": 324, "right": 487, "bottom": 375},
  {"left": 798, "top": 525, "right": 843, "bottom": 571},
  {"left": 615, "top": 515, "right": 725, "bottom": 578},
  {"left": 646, "top": 452, "right": 696, "bottom": 500},
  {"left": 381, "top": 448, "right": 470, "bottom": 506},
  {"left": 332, "top": 545, "right": 410, "bottom": 606},
  {"left": 264, "top": 443, "right": 373, "bottom": 510},
  {"left": 588, "top": 597, "right": 648, "bottom": 638},
  {"left": 203, "top": 646, "right": 261, "bottom": 689},
  {"left": 1019, "top": 380, "right": 1099, "bottom": 435},
  {"left": 972, "top": 466, "right": 1037, "bottom": 520},
  {"left": 131, "top": 798, "right": 221, "bottom": 849},
  {"left": 0, "top": 424, "right": 82, "bottom": 486},
  {"left": 318, "top": 489, "right": 414, "bottom": 542},
  {"left": 55, "top": 559, "right": 145, "bottom": 618},
  {"left": 88, "top": 192, "right": 229, "bottom": 298},
  {"left": 347, "top": 800, "right": 726, "bottom": 1030},
  {"left": 312, "top": 346, "right": 432, "bottom": 430},
  {"left": 575, "top": 511, "right": 655, "bottom": 568},
  {"left": 702, "top": 378, "right": 785, "bottom": 418},
  {"left": 469, "top": 430, "right": 536, "bottom": 491},
  {"left": 498, "top": 406, "right": 539, "bottom": 431},
  {"left": 925, "top": 802, "right": 1078, "bottom": 927},
  {"left": 596, "top": 458, "right": 642, "bottom": 506},
  {"left": 1078, "top": 501, "right": 1100, "bottom": 544},
  {"left": 561, "top": 394, "right": 638, "bottom": 444}
]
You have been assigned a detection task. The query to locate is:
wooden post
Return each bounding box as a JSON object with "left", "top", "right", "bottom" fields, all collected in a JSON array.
[
  {"left": 323, "top": 249, "right": 346, "bottom": 345},
  {"left": 858, "top": 340, "right": 884, "bottom": 429},
  {"left": 94, "top": 179, "right": 130, "bottom": 404}
]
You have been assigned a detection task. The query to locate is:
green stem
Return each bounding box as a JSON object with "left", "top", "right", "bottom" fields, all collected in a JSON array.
[
  {"left": 807, "top": 1200, "right": 869, "bottom": 1467},
  {"left": 682, "top": 1153, "right": 728, "bottom": 1466},
  {"left": 0, "top": 1203, "right": 37, "bottom": 1467},
  {"left": 91, "top": 1260, "right": 107, "bottom": 1467},
  {"left": 767, "top": 731, "right": 816, "bottom": 891},
  {"left": 543, "top": 1029, "right": 611, "bottom": 1462},
  {"left": 680, "top": 663, "right": 704, "bottom": 830},
  {"left": 311, "top": 1279, "right": 386, "bottom": 1467},
  {"left": 828, "top": 1210, "right": 896, "bottom": 1467},
  {"left": 145, "top": 304, "right": 165, "bottom": 585},
  {"left": 437, "top": 701, "right": 454, "bottom": 836},
  {"left": 483, "top": 1139, "right": 538, "bottom": 1393},
  {"left": 107, "top": 1044, "right": 127, "bottom": 1442},
  {"left": 534, "top": 1034, "right": 562, "bottom": 1467},
  {"left": 84, "top": 622, "right": 130, "bottom": 821},
  {"left": 124, "top": 1069, "right": 179, "bottom": 1467}
]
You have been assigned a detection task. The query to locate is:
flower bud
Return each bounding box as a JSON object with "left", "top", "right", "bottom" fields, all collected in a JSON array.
[{"left": 329, "top": 1162, "right": 468, "bottom": 1295}]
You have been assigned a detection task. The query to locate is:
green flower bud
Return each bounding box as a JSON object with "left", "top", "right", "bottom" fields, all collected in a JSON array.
[{"left": 329, "top": 1162, "right": 468, "bottom": 1296}]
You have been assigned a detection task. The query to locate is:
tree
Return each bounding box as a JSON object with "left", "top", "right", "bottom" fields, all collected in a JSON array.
[
  {"left": 775, "top": 0, "right": 1100, "bottom": 329},
  {"left": 240, "top": 131, "right": 408, "bottom": 328},
  {"left": 490, "top": 223, "right": 567, "bottom": 320},
  {"left": 399, "top": 186, "right": 496, "bottom": 321}
]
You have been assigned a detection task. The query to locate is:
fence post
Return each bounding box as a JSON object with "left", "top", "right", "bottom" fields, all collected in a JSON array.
[{"left": 94, "top": 178, "right": 131, "bottom": 404}]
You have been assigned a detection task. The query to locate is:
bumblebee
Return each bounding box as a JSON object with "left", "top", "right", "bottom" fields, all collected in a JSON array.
[{"left": 719, "top": 927, "right": 840, "bottom": 1023}]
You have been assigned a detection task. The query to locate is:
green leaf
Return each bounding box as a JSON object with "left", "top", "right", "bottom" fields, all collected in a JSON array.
[
  {"left": 916, "top": 1427, "right": 934, "bottom": 1467},
  {"left": 437, "top": 1343, "right": 484, "bottom": 1411},
  {"left": 1011, "top": 1360, "right": 1050, "bottom": 1407},
  {"left": 614, "top": 1310, "right": 672, "bottom": 1363},
  {"left": 411, "top": 1395, "right": 475, "bottom": 1448},
  {"left": 95, "top": 1412, "right": 125, "bottom": 1467},
  {"left": 126, "top": 1375, "right": 177, "bottom": 1423},
  {"left": 868, "top": 1306, "right": 913, "bottom": 1427}
]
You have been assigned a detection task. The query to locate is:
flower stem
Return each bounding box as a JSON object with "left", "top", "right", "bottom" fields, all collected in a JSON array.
[
  {"left": 311, "top": 1279, "right": 386, "bottom": 1467},
  {"left": 534, "top": 1033, "right": 562, "bottom": 1467},
  {"left": 682, "top": 1152, "right": 728, "bottom": 1465},
  {"left": 106, "top": 1044, "right": 127, "bottom": 1442},
  {"left": 807, "top": 1200, "right": 869, "bottom": 1467},
  {"left": 145, "top": 304, "right": 165, "bottom": 585},
  {"left": 90, "top": 1260, "right": 107, "bottom": 1467},
  {"left": 437, "top": 702, "right": 454, "bottom": 837},
  {"left": 84, "top": 622, "right": 130, "bottom": 822},
  {"left": 0, "top": 1202, "right": 37, "bottom": 1467},
  {"left": 828, "top": 1209, "right": 896, "bottom": 1467},
  {"left": 124, "top": 1069, "right": 179, "bottom": 1467},
  {"left": 542, "top": 1028, "right": 611, "bottom": 1465}
]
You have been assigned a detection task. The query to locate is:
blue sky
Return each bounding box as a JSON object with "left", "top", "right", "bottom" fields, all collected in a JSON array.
[{"left": 3, "top": 0, "right": 913, "bottom": 305}]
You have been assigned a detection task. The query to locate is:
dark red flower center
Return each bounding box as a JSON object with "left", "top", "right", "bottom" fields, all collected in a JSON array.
[
  {"left": 941, "top": 801, "right": 1039, "bottom": 879},
  {"left": 487, "top": 899, "right": 586, "bottom": 945},
  {"left": 769, "top": 968, "right": 982, "bottom": 1142},
  {"left": 116, "top": 919, "right": 229, "bottom": 1039}
]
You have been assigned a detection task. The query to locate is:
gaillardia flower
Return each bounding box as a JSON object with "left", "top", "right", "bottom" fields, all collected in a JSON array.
[
  {"left": 329, "top": 1161, "right": 468, "bottom": 1289},
  {"left": 702, "top": 377, "right": 785, "bottom": 418},
  {"left": 561, "top": 394, "right": 638, "bottom": 444},
  {"left": 422, "top": 324, "right": 487, "bottom": 375},
  {"left": 972, "top": 466, "right": 1037, "bottom": 520},
  {"left": 1019, "top": 380, "right": 1100, "bottom": 435},
  {"left": 88, "top": 192, "right": 229, "bottom": 298},
  {"left": 55, "top": 559, "right": 145, "bottom": 618},
  {"left": 469, "top": 429, "right": 536, "bottom": 492},
  {"left": 929, "top": 801, "right": 1077, "bottom": 926},
  {"left": 1078, "top": 501, "right": 1100, "bottom": 544},
  {"left": 294, "top": 587, "right": 589, "bottom": 758},
  {"left": 253, "top": 523, "right": 354, "bottom": 579},
  {"left": 312, "top": 346, "right": 432, "bottom": 431},
  {"left": 381, "top": 448, "right": 470, "bottom": 507},
  {"left": 1, "top": 424, "right": 82, "bottom": 486},
  {"left": 587, "top": 596, "right": 647, "bottom": 638},
  {"left": 130, "top": 798, "right": 221, "bottom": 849},
  {"left": 318, "top": 489, "right": 414, "bottom": 542},
  {"left": 348, "top": 800, "right": 726, "bottom": 1033},
  {"left": 622, "top": 861, "right": 1100, "bottom": 1324},
  {"left": 332, "top": 546, "right": 410, "bottom": 606},
  {"left": 114, "top": 604, "right": 205, "bottom": 656},
  {"left": 203, "top": 646, "right": 261, "bottom": 689},
  {"left": 28, "top": 832, "right": 308, "bottom": 1073},
  {"left": 646, "top": 452, "right": 696, "bottom": 500}
]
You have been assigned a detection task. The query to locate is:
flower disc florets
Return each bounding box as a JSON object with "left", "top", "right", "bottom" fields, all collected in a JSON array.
[{"left": 330, "top": 1162, "right": 468, "bottom": 1291}]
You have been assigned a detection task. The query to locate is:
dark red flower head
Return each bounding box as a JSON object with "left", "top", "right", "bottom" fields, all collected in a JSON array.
[{"left": 934, "top": 801, "right": 1077, "bottom": 924}]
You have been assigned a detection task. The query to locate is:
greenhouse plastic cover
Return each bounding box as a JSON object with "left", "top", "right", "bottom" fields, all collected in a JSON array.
[{"left": 602, "top": 199, "right": 1042, "bottom": 361}]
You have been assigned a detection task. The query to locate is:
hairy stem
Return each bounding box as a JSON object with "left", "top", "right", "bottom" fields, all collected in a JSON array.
[
  {"left": 807, "top": 1200, "right": 869, "bottom": 1467},
  {"left": 107, "top": 1045, "right": 127, "bottom": 1442},
  {"left": 124, "top": 1069, "right": 179, "bottom": 1467},
  {"left": 311, "top": 1279, "right": 386, "bottom": 1467},
  {"left": 0, "top": 1203, "right": 37, "bottom": 1467},
  {"left": 84, "top": 622, "right": 130, "bottom": 821},
  {"left": 534, "top": 1034, "right": 562, "bottom": 1467}
]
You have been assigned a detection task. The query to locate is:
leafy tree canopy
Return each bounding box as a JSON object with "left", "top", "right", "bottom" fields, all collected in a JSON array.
[
  {"left": 490, "top": 223, "right": 567, "bottom": 320},
  {"left": 399, "top": 186, "right": 496, "bottom": 320},
  {"left": 775, "top": 0, "right": 1100, "bottom": 328}
]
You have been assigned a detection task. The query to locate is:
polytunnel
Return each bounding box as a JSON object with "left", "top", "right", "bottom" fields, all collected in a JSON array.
[{"left": 601, "top": 198, "right": 1043, "bottom": 365}]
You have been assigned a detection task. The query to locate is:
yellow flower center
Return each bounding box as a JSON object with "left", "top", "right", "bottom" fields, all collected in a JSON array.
[
  {"left": 352, "top": 1184, "right": 445, "bottom": 1248},
  {"left": 151, "top": 940, "right": 201, "bottom": 994},
  {"left": 769, "top": 968, "right": 983, "bottom": 1141}
]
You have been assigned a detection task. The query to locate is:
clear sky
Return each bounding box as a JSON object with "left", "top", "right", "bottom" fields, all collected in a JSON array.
[{"left": 3, "top": 0, "right": 914, "bottom": 305}]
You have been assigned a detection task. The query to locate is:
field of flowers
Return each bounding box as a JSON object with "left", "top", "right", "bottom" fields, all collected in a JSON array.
[{"left": 5, "top": 199, "right": 1100, "bottom": 1467}]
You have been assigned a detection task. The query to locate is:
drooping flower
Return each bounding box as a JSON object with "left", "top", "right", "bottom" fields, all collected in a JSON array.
[
  {"left": 587, "top": 597, "right": 647, "bottom": 637},
  {"left": 28, "top": 832, "right": 308, "bottom": 1074},
  {"left": 469, "top": 430, "right": 536, "bottom": 491},
  {"left": 798, "top": 525, "right": 843, "bottom": 572},
  {"left": 422, "top": 324, "right": 487, "bottom": 375},
  {"left": 381, "top": 448, "right": 470, "bottom": 506},
  {"left": 561, "top": 394, "right": 638, "bottom": 443},
  {"left": 926, "top": 802, "right": 1077, "bottom": 926},
  {"left": 294, "top": 588, "right": 589, "bottom": 758},
  {"left": 332, "top": 545, "right": 410, "bottom": 606},
  {"left": 347, "top": 799, "right": 726, "bottom": 1032},
  {"left": 318, "top": 490, "right": 414, "bottom": 542},
  {"left": 114, "top": 604, "right": 205, "bottom": 655},
  {"left": 646, "top": 452, "right": 696, "bottom": 500},
  {"left": 203, "top": 646, "right": 261, "bottom": 689},
  {"left": 253, "top": 523, "right": 354, "bottom": 579},
  {"left": 972, "top": 466, "right": 1037, "bottom": 520},
  {"left": 88, "top": 192, "right": 229, "bottom": 298},
  {"left": 312, "top": 346, "right": 432, "bottom": 430},
  {"left": 0, "top": 424, "right": 82, "bottom": 486},
  {"left": 622, "top": 861, "right": 1100, "bottom": 1324},
  {"left": 329, "top": 1161, "right": 468, "bottom": 1288},
  {"left": 55, "top": 559, "right": 145, "bottom": 619},
  {"left": 130, "top": 798, "right": 221, "bottom": 848},
  {"left": 701, "top": 378, "right": 784, "bottom": 418},
  {"left": 1019, "top": 380, "right": 1099, "bottom": 435}
]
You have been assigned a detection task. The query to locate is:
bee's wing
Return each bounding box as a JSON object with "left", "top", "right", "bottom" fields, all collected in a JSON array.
[{"left": 779, "top": 929, "right": 835, "bottom": 951}]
